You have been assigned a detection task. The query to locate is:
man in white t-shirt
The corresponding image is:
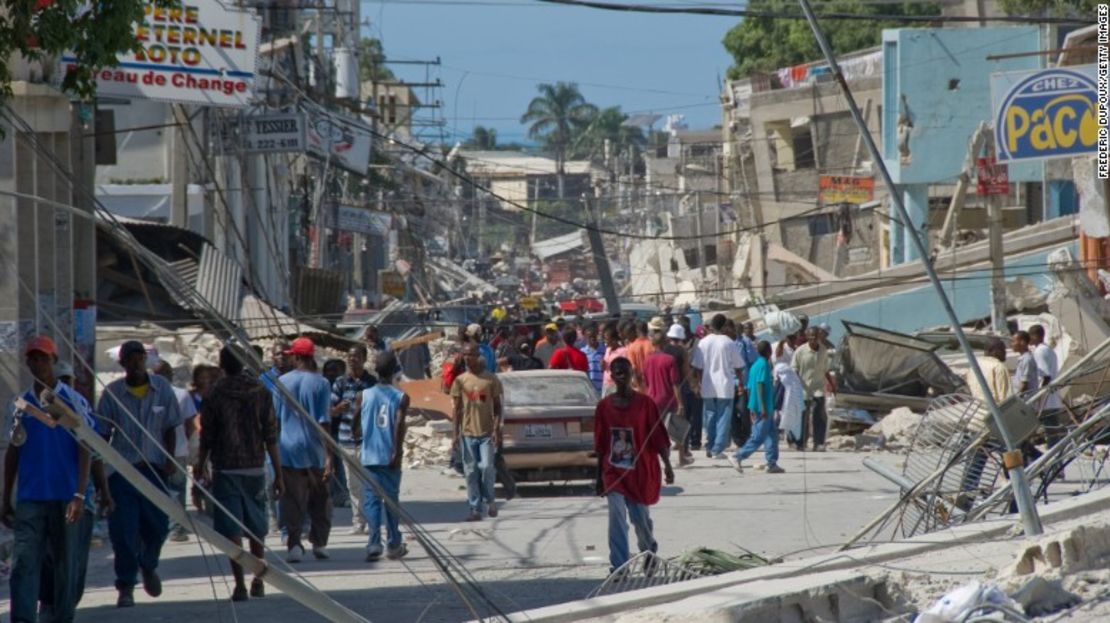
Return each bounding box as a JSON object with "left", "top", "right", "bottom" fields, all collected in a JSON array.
[
  {"left": 154, "top": 361, "right": 198, "bottom": 542},
  {"left": 691, "top": 314, "right": 745, "bottom": 459},
  {"left": 1029, "top": 324, "right": 1064, "bottom": 446}
]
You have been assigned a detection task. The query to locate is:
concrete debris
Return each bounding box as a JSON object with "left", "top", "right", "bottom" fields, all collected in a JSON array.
[
  {"left": 1000, "top": 523, "right": 1110, "bottom": 580},
  {"left": 867, "top": 407, "right": 920, "bottom": 446},
  {"left": 1007, "top": 577, "right": 1081, "bottom": 618},
  {"left": 403, "top": 422, "right": 454, "bottom": 469}
]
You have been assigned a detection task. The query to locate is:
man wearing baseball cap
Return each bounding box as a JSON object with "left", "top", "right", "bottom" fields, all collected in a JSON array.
[
  {"left": 273, "top": 337, "right": 334, "bottom": 563},
  {"left": 466, "top": 324, "right": 496, "bottom": 373},
  {"left": 4, "top": 336, "right": 96, "bottom": 622},
  {"left": 97, "top": 340, "right": 184, "bottom": 607},
  {"left": 534, "top": 323, "right": 561, "bottom": 370}
]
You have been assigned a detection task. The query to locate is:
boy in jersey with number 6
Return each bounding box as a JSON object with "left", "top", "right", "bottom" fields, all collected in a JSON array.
[
  {"left": 594, "top": 357, "right": 674, "bottom": 575},
  {"left": 354, "top": 352, "right": 409, "bottom": 562}
]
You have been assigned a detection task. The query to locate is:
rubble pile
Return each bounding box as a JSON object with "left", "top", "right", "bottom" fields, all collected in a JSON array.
[
  {"left": 819, "top": 407, "right": 921, "bottom": 453},
  {"left": 403, "top": 415, "right": 454, "bottom": 469}
]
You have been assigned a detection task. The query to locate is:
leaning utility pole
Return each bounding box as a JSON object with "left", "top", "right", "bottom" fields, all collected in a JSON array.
[{"left": 796, "top": 0, "right": 1043, "bottom": 536}]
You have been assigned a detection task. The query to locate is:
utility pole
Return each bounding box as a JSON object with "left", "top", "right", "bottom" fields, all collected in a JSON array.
[
  {"left": 984, "top": 134, "right": 1008, "bottom": 336},
  {"left": 797, "top": 0, "right": 1043, "bottom": 537},
  {"left": 694, "top": 193, "right": 706, "bottom": 280},
  {"left": 585, "top": 194, "right": 620, "bottom": 316},
  {"left": 169, "top": 105, "right": 189, "bottom": 228}
]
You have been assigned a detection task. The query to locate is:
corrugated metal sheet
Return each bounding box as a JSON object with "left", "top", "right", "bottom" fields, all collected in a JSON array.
[
  {"left": 292, "top": 266, "right": 344, "bottom": 316},
  {"left": 533, "top": 230, "right": 586, "bottom": 261},
  {"left": 196, "top": 244, "right": 243, "bottom": 321}
]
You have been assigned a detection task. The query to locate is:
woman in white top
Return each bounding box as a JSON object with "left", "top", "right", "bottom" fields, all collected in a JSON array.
[{"left": 773, "top": 338, "right": 805, "bottom": 442}]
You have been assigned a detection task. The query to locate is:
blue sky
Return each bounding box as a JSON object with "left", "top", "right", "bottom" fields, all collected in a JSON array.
[{"left": 363, "top": 0, "right": 736, "bottom": 145}]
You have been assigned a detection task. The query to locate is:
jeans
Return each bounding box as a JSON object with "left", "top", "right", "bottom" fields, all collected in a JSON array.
[
  {"left": 683, "top": 386, "right": 702, "bottom": 449},
  {"left": 734, "top": 414, "right": 780, "bottom": 467},
  {"left": 167, "top": 460, "right": 188, "bottom": 533},
  {"left": 11, "top": 501, "right": 80, "bottom": 623},
  {"left": 461, "top": 435, "right": 496, "bottom": 513},
  {"left": 606, "top": 492, "right": 656, "bottom": 573},
  {"left": 361, "top": 466, "right": 402, "bottom": 549},
  {"left": 702, "top": 398, "right": 734, "bottom": 455},
  {"left": 108, "top": 466, "right": 170, "bottom": 589},
  {"left": 38, "top": 509, "right": 95, "bottom": 621},
  {"left": 792, "top": 397, "right": 827, "bottom": 449}
]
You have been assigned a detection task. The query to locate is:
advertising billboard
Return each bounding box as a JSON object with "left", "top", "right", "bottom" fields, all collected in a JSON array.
[
  {"left": 62, "top": 0, "right": 260, "bottom": 107},
  {"left": 992, "top": 65, "right": 1098, "bottom": 163}
]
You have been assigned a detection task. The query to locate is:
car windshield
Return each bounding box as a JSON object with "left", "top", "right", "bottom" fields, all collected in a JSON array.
[{"left": 501, "top": 375, "right": 597, "bottom": 407}]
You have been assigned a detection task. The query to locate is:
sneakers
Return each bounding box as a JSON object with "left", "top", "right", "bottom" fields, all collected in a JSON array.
[
  {"left": 312, "top": 546, "right": 330, "bottom": 560},
  {"left": 231, "top": 584, "right": 248, "bottom": 602},
  {"left": 287, "top": 544, "right": 304, "bottom": 563},
  {"left": 348, "top": 523, "right": 367, "bottom": 536},
  {"left": 726, "top": 455, "right": 744, "bottom": 473},
  {"left": 767, "top": 465, "right": 786, "bottom": 474},
  {"left": 487, "top": 504, "right": 498, "bottom": 518},
  {"left": 141, "top": 567, "right": 162, "bottom": 597},
  {"left": 117, "top": 587, "right": 135, "bottom": 608},
  {"left": 250, "top": 578, "right": 265, "bottom": 598},
  {"left": 386, "top": 543, "right": 409, "bottom": 560},
  {"left": 170, "top": 526, "right": 190, "bottom": 542},
  {"left": 365, "top": 544, "right": 384, "bottom": 562}
]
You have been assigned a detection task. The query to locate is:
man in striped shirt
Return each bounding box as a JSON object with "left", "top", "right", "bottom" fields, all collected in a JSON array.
[{"left": 581, "top": 324, "right": 606, "bottom": 394}]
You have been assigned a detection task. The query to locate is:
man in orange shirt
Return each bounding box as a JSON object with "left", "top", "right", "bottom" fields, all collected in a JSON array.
[{"left": 625, "top": 318, "right": 658, "bottom": 388}]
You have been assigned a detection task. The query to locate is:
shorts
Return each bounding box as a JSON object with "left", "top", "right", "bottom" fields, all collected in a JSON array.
[{"left": 212, "top": 471, "right": 268, "bottom": 540}]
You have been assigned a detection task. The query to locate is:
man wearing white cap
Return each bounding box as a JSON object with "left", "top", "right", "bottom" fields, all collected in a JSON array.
[{"left": 466, "top": 324, "right": 497, "bottom": 373}]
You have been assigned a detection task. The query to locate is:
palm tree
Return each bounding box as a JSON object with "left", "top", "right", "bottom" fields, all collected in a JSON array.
[
  {"left": 520, "top": 82, "right": 598, "bottom": 198},
  {"left": 572, "top": 106, "right": 646, "bottom": 170},
  {"left": 468, "top": 125, "right": 498, "bottom": 150}
]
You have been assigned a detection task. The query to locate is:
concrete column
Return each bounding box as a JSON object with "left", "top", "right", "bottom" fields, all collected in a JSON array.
[
  {"left": 889, "top": 193, "right": 904, "bottom": 265},
  {"left": 902, "top": 184, "right": 929, "bottom": 263}
]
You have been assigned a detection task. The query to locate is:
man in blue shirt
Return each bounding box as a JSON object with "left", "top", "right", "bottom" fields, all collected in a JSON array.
[
  {"left": 98, "top": 340, "right": 184, "bottom": 608},
  {"left": 729, "top": 340, "right": 784, "bottom": 474},
  {"left": 274, "top": 337, "right": 334, "bottom": 563},
  {"left": 354, "top": 352, "right": 409, "bottom": 562},
  {"left": 467, "top": 324, "right": 497, "bottom": 372},
  {"left": 3, "top": 336, "right": 93, "bottom": 623}
]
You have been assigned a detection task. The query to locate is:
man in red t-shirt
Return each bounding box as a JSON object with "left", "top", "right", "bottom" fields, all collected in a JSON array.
[
  {"left": 548, "top": 328, "right": 589, "bottom": 373},
  {"left": 594, "top": 357, "right": 674, "bottom": 575},
  {"left": 642, "top": 327, "right": 694, "bottom": 467}
]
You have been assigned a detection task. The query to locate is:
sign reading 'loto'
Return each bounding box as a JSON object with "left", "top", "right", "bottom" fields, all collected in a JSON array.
[
  {"left": 63, "top": 0, "right": 260, "bottom": 107},
  {"left": 992, "top": 66, "right": 1098, "bottom": 163}
]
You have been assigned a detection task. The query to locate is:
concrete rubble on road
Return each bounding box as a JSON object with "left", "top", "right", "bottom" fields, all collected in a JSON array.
[
  {"left": 403, "top": 417, "right": 455, "bottom": 469},
  {"left": 822, "top": 407, "right": 920, "bottom": 454}
]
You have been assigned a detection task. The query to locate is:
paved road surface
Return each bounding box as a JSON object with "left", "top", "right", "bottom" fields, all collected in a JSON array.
[{"left": 11, "top": 450, "right": 900, "bottom": 622}]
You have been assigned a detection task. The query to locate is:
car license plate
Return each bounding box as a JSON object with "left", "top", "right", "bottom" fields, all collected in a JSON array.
[{"left": 523, "top": 424, "right": 552, "bottom": 438}]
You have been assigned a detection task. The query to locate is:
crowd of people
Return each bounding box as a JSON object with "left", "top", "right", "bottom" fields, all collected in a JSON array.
[{"left": 2, "top": 307, "right": 857, "bottom": 618}]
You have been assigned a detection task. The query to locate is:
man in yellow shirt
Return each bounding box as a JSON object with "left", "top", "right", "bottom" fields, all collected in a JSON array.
[{"left": 966, "top": 338, "right": 1012, "bottom": 405}]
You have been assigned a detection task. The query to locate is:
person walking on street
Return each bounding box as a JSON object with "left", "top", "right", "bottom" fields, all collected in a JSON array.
[
  {"left": 151, "top": 361, "right": 197, "bottom": 544},
  {"left": 601, "top": 325, "right": 627, "bottom": 397},
  {"left": 1029, "top": 324, "right": 1064, "bottom": 445},
  {"left": 594, "top": 357, "right": 674, "bottom": 575},
  {"left": 548, "top": 327, "right": 589, "bottom": 373},
  {"left": 642, "top": 326, "right": 692, "bottom": 467},
  {"left": 467, "top": 324, "right": 497, "bottom": 373},
  {"left": 791, "top": 328, "right": 835, "bottom": 452},
  {"left": 691, "top": 315, "right": 745, "bottom": 459},
  {"left": 97, "top": 341, "right": 184, "bottom": 608},
  {"left": 4, "top": 336, "right": 94, "bottom": 622},
  {"left": 451, "top": 344, "right": 504, "bottom": 521},
  {"left": 195, "top": 345, "right": 284, "bottom": 602},
  {"left": 626, "top": 320, "right": 656, "bottom": 389},
  {"left": 582, "top": 324, "right": 606, "bottom": 394},
  {"left": 1012, "top": 330, "right": 1039, "bottom": 399},
  {"left": 355, "top": 353, "right": 410, "bottom": 562},
  {"left": 331, "top": 346, "right": 377, "bottom": 535},
  {"left": 534, "top": 323, "right": 561, "bottom": 369},
  {"left": 274, "top": 337, "right": 334, "bottom": 563},
  {"left": 729, "top": 341, "right": 784, "bottom": 474}
]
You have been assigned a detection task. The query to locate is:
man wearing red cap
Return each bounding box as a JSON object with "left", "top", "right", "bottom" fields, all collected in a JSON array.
[
  {"left": 97, "top": 340, "right": 184, "bottom": 608},
  {"left": 273, "top": 337, "right": 334, "bottom": 563},
  {"left": 3, "top": 336, "right": 95, "bottom": 622}
]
